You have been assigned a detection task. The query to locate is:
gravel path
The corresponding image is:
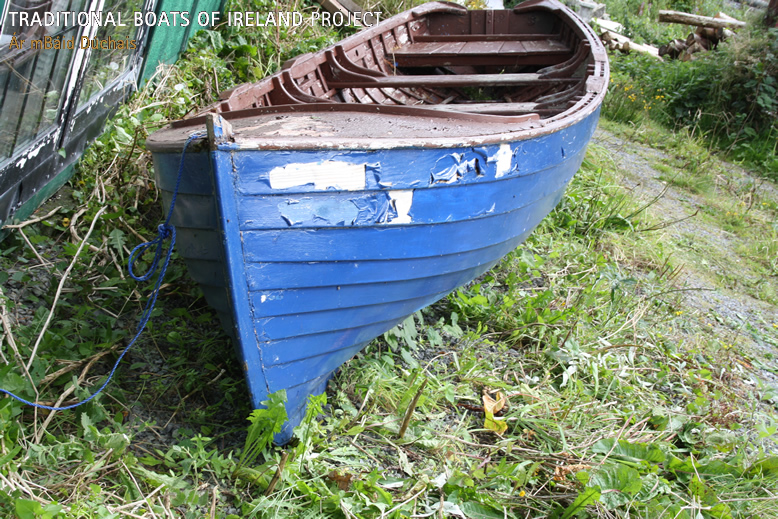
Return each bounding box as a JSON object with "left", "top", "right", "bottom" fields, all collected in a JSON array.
[{"left": 593, "top": 127, "right": 778, "bottom": 395}]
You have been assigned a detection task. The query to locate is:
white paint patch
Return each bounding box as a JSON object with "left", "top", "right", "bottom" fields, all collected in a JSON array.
[
  {"left": 268, "top": 161, "right": 366, "bottom": 191},
  {"left": 388, "top": 190, "right": 413, "bottom": 224},
  {"left": 15, "top": 139, "right": 47, "bottom": 169},
  {"left": 259, "top": 291, "right": 282, "bottom": 303},
  {"left": 493, "top": 143, "right": 513, "bottom": 178}
]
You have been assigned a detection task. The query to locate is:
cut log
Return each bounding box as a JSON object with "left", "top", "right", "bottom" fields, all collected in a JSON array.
[
  {"left": 685, "top": 32, "right": 712, "bottom": 50},
  {"left": 317, "top": 0, "right": 363, "bottom": 25},
  {"left": 601, "top": 31, "right": 662, "bottom": 58},
  {"left": 623, "top": 40, "right": 662, "bottom": 58},
  {"left": 592, "top": 18, "right": 626, "bottom": 34},
  {"left": 659, "top": 38, "right": 688, "bottom": 59},
  {"left": 686, "top": 41, "right": 708, "bottom": 55},
  {"left": 695, "top": 26, "right": 732, "bottom": 46},
  {"left": 658, "top": 10, "right": 747, "bottom": 28},
  {"left": 715, "top": 12, "right": 741, "bottom": 23}
]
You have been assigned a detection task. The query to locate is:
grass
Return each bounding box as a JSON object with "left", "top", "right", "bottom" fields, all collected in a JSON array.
[
  {"left": 4, "top": 117, "right": 777, "bottom": 517},
  {"left": 1, "top": 1, "right": 778, "bottom": 517},
  {"left": 597, "top": 117, "right": 778, "bottom": 305}
]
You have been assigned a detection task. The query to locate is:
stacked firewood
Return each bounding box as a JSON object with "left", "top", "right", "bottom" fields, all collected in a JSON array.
[
  {"left": 601, "top": 30, "right": 662, "bottom": 58},
  {"left": 596, "top": 10, "right": 746, "bottom": 61},
  {"left": 657, "top": 11, "right": 744, "bottom": 60}
]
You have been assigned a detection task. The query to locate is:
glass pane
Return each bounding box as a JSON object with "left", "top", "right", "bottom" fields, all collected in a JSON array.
[
  {"left": 0, "top": 0, "right": 86, "bottom": 159},
  {"left": 76, "top": 0, "right": 144, "bottom": 107}
]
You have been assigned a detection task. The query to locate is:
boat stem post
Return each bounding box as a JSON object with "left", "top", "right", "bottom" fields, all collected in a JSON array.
[{"left": 205, "top": 113, "right": 234, "bottom": 150}]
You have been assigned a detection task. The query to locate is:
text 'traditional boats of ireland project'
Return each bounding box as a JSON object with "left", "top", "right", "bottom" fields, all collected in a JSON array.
[{"left": 146, "top": 0, "right": 608, "bottom": 443}]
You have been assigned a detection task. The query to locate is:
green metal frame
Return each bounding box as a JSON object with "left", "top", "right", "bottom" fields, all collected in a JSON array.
[{"left": 0, "top": 0, "right": 223, "bottom": 240}]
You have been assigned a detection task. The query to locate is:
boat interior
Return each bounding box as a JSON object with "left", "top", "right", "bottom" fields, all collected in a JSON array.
[{"left": 210, "top": 0, "right": 596, "bottom": 122}]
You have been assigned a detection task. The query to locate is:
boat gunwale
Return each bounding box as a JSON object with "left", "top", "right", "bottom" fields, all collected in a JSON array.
[
  {"left": 146, "top": 95, "right": 603, "bottom": 152},
  {"left": 147, "top": 0, "right": 607, "bottom": 153}
]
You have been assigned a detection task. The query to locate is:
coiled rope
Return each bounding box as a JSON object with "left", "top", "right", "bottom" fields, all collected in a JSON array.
[{"left": 0, "top": 131, "right": 205, "bottom": 411}]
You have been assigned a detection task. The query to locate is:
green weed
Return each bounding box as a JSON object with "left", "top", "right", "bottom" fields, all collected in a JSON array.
[{"left": 604, "top": 26, "right": 778, "bottom": 179}]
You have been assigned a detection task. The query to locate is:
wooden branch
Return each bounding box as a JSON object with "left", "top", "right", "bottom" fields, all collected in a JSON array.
[
  {"left": 317, "top": 0, "right": 362, "bottom": 25},
  {"left": 264, "top": 451, "right": 289, "bottom": 496},
  {"left": 26, "top": 206, "right": 107, "bottom": 371},
  {"left": 39, "top": 342, "right": 123, "bottom": 386},
  {"left": 658, "top": 10, "right": 746, "bottom": 29},
  {"left": 601, "top": 31, "right": 662, "bottom": 59},
  {"left": 0, "top": 285, "right": 36, "bottom": 396},
  {"left": 397, "top": 379, "right": 428, "bottom": 439},
  {"left": 1, "top": 205, "right": 62, "bottom": 230}
]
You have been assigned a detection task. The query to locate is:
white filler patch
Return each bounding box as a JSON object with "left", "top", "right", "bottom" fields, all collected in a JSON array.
[
  {"left": 269, "top": 161, "right": 366, "bottom": 191},
  {"left": 494, "top": 143, "right": 513, "bottom": 178},
  {"left": 388, "top": 190, "right": 413, "bottom": 224}
]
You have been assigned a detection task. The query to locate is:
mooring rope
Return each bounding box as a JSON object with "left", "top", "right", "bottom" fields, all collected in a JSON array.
[{"left": 0, "top": 131, "right": 206, "bottom": 411}]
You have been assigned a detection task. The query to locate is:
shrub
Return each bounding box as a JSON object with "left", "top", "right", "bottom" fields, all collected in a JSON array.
[{"left": 606, "top": 27, "right": 778, "bottom": 177}]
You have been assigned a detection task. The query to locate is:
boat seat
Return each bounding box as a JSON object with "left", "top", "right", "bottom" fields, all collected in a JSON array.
[
  {"left": 390, "top": 39, "right": 572, "bottom": 67},
  {"left": 417, "top": 102, "right": 554, "bottom": 116},
  {"left": 328, "top": 71, "right": 579, "bottom": 89},
  {"left": 412, "top": 34, "right": 562, "bottom": 42},
  {"left": 327, "top": 43, "right": 581, "bottom": 89}
]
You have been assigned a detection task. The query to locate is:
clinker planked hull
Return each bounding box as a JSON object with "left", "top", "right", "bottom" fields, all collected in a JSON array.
[{"left": 146, "top": 0, "right": 607, "bottom": 442}]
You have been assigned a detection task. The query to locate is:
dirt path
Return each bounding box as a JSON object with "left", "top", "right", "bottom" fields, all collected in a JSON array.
[{"left": 593, "top": 127, "right": 778, "bottom": 396}]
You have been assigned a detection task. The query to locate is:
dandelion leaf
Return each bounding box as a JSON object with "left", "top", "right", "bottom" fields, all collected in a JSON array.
[
  {"left": 591, "top": 438, "right": 665, "bottom": 463},
  {"left": 589, "top": 464, "right": 642, "bottom": 509}
]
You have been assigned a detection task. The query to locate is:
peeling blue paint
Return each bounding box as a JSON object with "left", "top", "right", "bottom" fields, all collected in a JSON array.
[
  {"left": 353, "top": 192, "right": 395, "bottom": 224},
  {"left": 258, "top": 291, "right": 284, "bottom": 303},
  {"left": 431, "top": 152, "right": 478, "bottom": 184},
  {"left": 152, "top": 107, "right": 604, "bottom": 444},
  {"left": 278, "top": 198, "right": 360, "bottom": 226},
  {"left": 366, "top": 163, "right": 391, "bottom": 189}
]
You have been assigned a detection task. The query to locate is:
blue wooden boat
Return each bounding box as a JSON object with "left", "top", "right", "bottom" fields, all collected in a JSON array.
[{"left": 146, "top": 0, "right": 608, "bottom": 442}]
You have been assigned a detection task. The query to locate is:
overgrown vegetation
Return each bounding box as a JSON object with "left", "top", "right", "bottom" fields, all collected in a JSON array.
[
  {"left": 601, "top": 0, "right": 778, "bottom": 177},
  {"left": 1, "top": 0, "right": 777, "bottom": 517}
]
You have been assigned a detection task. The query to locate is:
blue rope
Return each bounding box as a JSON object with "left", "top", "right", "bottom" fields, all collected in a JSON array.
[{"left": 0, "top": 131, "right": 205, "bottom": 411}]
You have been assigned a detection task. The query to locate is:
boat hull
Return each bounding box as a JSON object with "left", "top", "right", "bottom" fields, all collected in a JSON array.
[{"left": 151, "top": 106, "right": 600, "bottom": 442}]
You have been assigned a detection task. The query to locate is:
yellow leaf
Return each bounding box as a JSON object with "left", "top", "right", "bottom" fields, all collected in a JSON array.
[
  {"left": 482, "top": 391, "right": 506, "bottom": 414},
  {"left": 484, "top": 411, "right": 508, "bottom": 435}
]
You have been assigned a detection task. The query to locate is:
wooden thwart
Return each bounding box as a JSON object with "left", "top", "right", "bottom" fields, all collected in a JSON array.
[
  {"left": 415, "top": 102, "right": 548, "bottom": 116},
  {"left": 413, "top": 33, "right": 561, "bottom": 42},
  {"left": 390, "top": 39, "right": 572, "bottom": 66},
  {"left": 329, "top": 72, "right": 578, "bottom": 88}
]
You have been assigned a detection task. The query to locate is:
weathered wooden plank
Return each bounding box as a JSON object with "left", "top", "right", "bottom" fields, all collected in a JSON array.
[
  {"left": 329, "top": 73, "right": 578, "bottom": 88},
  {"left": 658, "top": 10, "right": 746, "bottom": 28},
  {"left": 412, "top": 33, "right": 557, "bottom": 42},
  {"left": 390, "top": 39, "right": 570, "bottom": 66},
  {"left": 419, "top": 102, "right": 544, "bottom": 114}
]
